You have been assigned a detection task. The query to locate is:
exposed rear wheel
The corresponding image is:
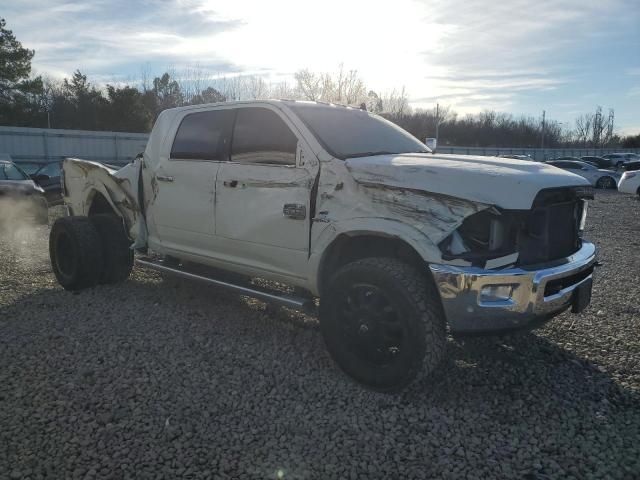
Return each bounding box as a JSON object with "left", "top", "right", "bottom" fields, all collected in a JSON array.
[
  {"left": 320, "top": 257, "right": 446, "bottom": 392},
  {"left": 89, "top": 214, "right": 134, "bottom": 284},
  {"left": 49, "top": 216, "right": 103, "bottom": 290}
]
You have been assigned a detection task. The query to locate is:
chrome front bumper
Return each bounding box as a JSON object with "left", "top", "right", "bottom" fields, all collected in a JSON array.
[{"left": 429, "top": 242, "right": 597, "bottom": 334}]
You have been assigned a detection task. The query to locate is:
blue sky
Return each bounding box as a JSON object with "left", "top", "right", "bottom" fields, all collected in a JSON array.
[{"left": 4, "top": 0, "right": 640, "bottom": 134}]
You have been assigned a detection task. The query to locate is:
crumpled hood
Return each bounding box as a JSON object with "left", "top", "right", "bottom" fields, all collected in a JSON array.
[{"left": 345, "top": 153, "right": 590, "bottom": 209}]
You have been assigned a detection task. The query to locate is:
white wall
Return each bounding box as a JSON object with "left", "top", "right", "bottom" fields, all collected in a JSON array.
[
  {"left": 0, "top": 126, "right": 149, "bottom": 166},
  {"left": 1, "top": 125, "right": 638, "bottom": 166}
]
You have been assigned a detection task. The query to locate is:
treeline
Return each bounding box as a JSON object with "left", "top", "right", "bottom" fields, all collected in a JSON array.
[{"left": 1, "top": 17, "right": 637, "bottom": 148}]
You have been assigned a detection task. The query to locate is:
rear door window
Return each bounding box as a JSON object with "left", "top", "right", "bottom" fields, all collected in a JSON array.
[
  {"left": 1, "top": 163, "right": 28, "bottom": 180},
  {"left": 171, "top": 110, "right": 233, "bottom": 160},
  {"left": 231, "top": 108, "right": 298, "bottom": 165}
]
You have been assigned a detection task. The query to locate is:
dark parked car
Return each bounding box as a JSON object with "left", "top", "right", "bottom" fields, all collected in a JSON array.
[
  {"left": 30, "top": 162, "right": 63, "bottom": 206},
  {"left": 621, "top": 161, "right": 640, "bottom": 172},
  {"left": 553, "top": 156, "right": 582, "bottom": 161},
  {"left": 602, "top": 153, "right": 640, "bottom": 167},
  {"left": 0, "top": 158, "right": 48, "bottom": 226},
  {"left": 580, "top": 156, "right": 615, "bottom": 169}
]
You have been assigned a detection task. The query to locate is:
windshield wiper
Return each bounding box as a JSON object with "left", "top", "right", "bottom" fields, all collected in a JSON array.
[{"left": 342, "top": 151, "right": 399, "bottom": 159}]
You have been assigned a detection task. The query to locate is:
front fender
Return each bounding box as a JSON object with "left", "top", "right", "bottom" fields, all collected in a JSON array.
[{"left": 307, "top": 217, "right": 448, "bottom": 296}]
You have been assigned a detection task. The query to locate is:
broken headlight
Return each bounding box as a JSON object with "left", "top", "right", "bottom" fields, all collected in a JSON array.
[{"left": 439, "top": 209, "right": 518, "bottom": 266}]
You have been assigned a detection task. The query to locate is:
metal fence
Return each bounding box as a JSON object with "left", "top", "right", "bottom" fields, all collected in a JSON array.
[
  {"left": 0, "top": 126, "right": 149, "bottom": 167},
  {"left": 1, "top": 125, "right": 639, "bottom": 166},
  {"left": 434, "top": 146, "right": 640, "bottom": 161}
]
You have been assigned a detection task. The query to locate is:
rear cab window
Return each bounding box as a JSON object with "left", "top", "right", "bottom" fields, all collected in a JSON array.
[{"left": 171, "top": 110, "right": 234, "bottom": 160}]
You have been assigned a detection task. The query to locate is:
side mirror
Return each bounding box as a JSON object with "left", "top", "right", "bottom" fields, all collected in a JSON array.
[{"left": 32, "top": 174, "right": 50, "bottom": 184}]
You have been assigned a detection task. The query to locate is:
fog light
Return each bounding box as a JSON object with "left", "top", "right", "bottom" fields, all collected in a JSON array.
[{"left": 480, "top": 285, "right": 514, "bottom": 303}]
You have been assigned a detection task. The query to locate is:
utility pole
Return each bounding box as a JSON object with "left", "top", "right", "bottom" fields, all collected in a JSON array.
[
  {"left": 541, "top": 110, "right": 545, "bottom": 159},
  {"left": 435, "top": 103, "right": 440, "bottom": 146}
]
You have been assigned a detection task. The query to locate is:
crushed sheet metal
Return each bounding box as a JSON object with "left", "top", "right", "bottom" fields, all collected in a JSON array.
[
  {"left": 63, "top": 157, "right": 147, "bottom": 249},
  {"left": 361, "top": 183, "right": 489, "bottom": 245},
  {"left": 309, "top": 159, "right": 489, "bottom": 274},
  {"left": 484, "top": 252, "right": 520, "bottom": 270},
  {"left": 345, "top": 153, "right": 590, "bottom": 209}
]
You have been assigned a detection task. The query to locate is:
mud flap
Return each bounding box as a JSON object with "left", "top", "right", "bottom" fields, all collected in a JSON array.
[{"left": 571, "top": 277, "right": 593, "bottom": 313}]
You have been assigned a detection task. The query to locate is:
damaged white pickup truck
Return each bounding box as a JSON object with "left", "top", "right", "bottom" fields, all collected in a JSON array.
[{"left": 51, "top": 100, "right": 597, "bottom": 391}]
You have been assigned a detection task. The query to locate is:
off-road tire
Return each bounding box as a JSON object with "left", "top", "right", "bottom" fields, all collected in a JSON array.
[
  {"left": 89, "top": 213, "right": 134, "bottom": 284},
  {"left": 49, "top": 216, "right": 104, "bottom": 290},
  {"left": 320, "top": 257, "right": 446, "bottom": 392}
]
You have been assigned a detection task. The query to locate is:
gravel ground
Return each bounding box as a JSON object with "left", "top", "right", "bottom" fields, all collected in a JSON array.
[{"left": 0, "top": 193, "right": 639, "bottom": 480}]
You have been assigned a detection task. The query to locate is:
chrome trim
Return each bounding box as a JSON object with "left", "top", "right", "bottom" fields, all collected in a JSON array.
[{"left": 429, "top": 242, "right": 597, "bottom": 333}]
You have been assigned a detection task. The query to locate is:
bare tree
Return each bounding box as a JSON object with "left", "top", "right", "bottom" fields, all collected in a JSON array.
[
  {"left": 294, "top": 69, "right": 322, "bottom": 100},
  {"left": 246, "top": 75, "right": 268, "bottom": 100},
  {"left": 270, "top": 80, "right": 296, "bottom": 99},
  {"left": 381, "top": 87, "right": 410, "bottom": 116},
  {"left": 574, "top": 113, "right": 593, "bottom": 146}
]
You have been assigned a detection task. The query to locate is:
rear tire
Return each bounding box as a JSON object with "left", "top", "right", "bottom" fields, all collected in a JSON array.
[
  {"left": 320, "top": 257, "right": 446, "bottom": 392},
  {"left": 89, "top": 214, "right": 134, "bottom": 284},
  {"left": 49, "top": 216, "right": 103, "bottom": 290},
  {"left": 596, "top": 176, "right": 616, "bottom": 189}
]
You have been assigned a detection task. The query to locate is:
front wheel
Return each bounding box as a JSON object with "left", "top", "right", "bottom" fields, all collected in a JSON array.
[{"left": 320, "top": 257, "right": 446, "bottom": 392}]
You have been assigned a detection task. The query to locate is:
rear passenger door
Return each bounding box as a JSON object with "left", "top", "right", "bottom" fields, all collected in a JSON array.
[
  {"left": 148, "top": 109, "right": 233, "bottom": 255},
  {"left": 214, "top": 106, "right": 317, "bottom": 280}
]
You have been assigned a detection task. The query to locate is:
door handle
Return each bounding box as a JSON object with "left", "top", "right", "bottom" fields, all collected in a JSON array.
[
  {"left": 223, "top": 180, "right": 238, "bottom": 188},
  {"left": 156, "top": 175, "right": 174, "bottom": 182}
]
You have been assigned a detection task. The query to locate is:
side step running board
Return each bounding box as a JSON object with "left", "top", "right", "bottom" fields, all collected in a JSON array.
[{"left": 135, "top": 257, "right": 316, "bottom": 314}]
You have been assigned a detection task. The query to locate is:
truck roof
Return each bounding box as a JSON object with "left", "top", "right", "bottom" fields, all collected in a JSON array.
[{"left": 164, "top": 99, "right": 364, "bottom": 114}]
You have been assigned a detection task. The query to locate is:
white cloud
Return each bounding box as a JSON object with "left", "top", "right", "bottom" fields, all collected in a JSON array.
[{"left": 4, "top": 0, "right": 639, "bottom": 127}]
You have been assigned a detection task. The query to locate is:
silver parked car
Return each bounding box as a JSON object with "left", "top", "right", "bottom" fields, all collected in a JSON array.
[{"left": 546, "top": 160, "right": 620, "bottom": 189}]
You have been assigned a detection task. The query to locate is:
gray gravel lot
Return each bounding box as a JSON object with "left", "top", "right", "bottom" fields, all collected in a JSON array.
[{"left": 1, "top": 192, "right": 639, "bottom": 479}]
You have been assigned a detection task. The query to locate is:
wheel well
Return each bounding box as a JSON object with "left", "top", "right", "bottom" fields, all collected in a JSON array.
[
  {"left": 318, "top": 234, "right": 426, "bottom": 295},
  {"left": 87, "top": 191, "right": 116, "bottom": 216}
]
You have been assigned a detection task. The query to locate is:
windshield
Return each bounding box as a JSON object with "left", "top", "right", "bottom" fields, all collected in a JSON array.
[
  {"left": 0, "top": 162, "right": 29, "bottom": 180},
  {"left": 15, "top": 162, "right": 43, "bottom": 175},
  {"left": 289, "top": 104, "right": 430, "bottom": 159}
]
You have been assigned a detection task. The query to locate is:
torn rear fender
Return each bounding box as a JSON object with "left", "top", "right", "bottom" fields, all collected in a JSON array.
[{"left": 62, "top": 158, "right": 147, "bottom": 249}]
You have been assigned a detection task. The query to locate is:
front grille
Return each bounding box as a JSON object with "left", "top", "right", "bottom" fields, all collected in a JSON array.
[{"left": 518, "top": 187, "right": 586, "bottom": 265}]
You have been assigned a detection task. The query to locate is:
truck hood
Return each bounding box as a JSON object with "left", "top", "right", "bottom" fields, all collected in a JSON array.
[{"left": 345, "top": 153, "right": 590, "bottom": 209}]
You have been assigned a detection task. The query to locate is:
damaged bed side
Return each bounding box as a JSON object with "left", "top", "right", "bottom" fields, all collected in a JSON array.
[{"left": 62, "top": 157, "right": 148, "bottom": 249}]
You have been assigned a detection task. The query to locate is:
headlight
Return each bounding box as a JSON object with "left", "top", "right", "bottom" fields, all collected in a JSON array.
[{"left": 625, "top": 172, "right": 637, "bottom": 179}]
